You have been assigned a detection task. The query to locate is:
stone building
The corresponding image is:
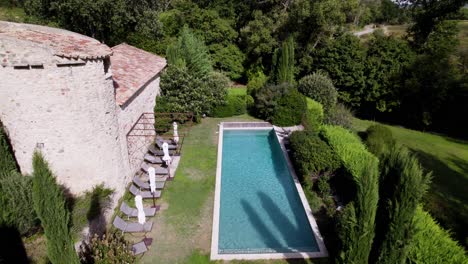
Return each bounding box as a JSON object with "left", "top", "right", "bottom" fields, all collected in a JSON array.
[{"left": 0, "top": 21, "right": 166, "bottom": 198}]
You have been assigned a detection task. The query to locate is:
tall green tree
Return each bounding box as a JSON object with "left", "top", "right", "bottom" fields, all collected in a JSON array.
[
  {"left": 0, "top": 122, "right": 18, "bottom": 176},
  {"left": 240, "top": 10, "right": 278, "bottom": 68},
  {"left": 32, "top": 152, "right": 79, "bottom": 264},
  {"left": 403, "top": 0, "right": 465, "bottom": 47},
  {"left": 166, "top": 26, "right": 213, "bottom": 76},
  {"left": 363, "top": 32, "right": 415, "bottom": 116},
  {"left": 276, "top": 37, "right": 295, "bottom": 84},
  {"left": 315, "top": 34, "right": 366, "bottom": 108},
  {"left": 373, "top": 146, "right": 432, "bottom": 264}
]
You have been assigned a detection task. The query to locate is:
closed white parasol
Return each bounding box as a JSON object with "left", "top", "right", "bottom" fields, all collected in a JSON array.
[
  {"left": 148, "top": 167, "right": 156, "bottom": 193},
  {"left": 162, "top": 142, "right": 172, "bottom": 165},
  {"left": 173, "top": 122, "right": 179, "bottom": 144},
  {"left": 135, "top": 195, "right": 145, "bottom": 224}
]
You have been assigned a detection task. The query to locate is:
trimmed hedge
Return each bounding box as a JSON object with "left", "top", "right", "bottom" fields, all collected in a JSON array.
[
  {"left": 289, "top": 131, "right": 341, "bottom": 181},
  {"left": 322, "top": 125, "right": 379, "bottom": 264},
  {"left": 365, "top": 124, "right": 395, "bottom": 157},
  {"left": 212, "top": 95, "right": 247, "bottom": 117},
  {"left": 303, "top": 98, "right": 324, "bottom": 133},
  {"left": 407, "top": 207, "right": 468, "bottom": 263}
]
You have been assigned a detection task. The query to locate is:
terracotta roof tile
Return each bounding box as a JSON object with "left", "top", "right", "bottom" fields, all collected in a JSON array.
[
  {"left": 111, "top": 43, "right": 166, "bottom": 106},
  {"left": 0, "top": 21, "right": 112, "bottom": 66}
]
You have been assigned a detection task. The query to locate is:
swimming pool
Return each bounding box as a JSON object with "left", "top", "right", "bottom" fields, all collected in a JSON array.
[{"left": 211, "top": 122, "right": 327, "bottom": 260}]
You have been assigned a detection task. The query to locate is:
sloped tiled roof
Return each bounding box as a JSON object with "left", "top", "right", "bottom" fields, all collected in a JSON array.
[
  {"left": 0, "top": 21, "right": 112, "bottom": 67},
  {"left": 111, "top": 43, "right": 167, "bottom": 106}
]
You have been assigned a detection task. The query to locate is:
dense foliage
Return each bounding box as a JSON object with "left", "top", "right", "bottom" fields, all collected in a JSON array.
[
  {"left": 372, "top": 146, "right": 432, "bottom": 264},
  {"left": 289, "top": 131, "right": 341, "bottom": 181},
  {"left": 270, "top": 88, "right": 307, "bottom": 126},
  {"left": 0, "top": 122, "right": 18, "bottom": 175},
  {"left": 156, "top": 66, "right": 228, "bottom": 116},
  {"left": 79, "top": 232, "right": 135, "bottom": 264},
  {"left": 407, "top": 207, "right": 468, "bottom": 263},
  {"left": 0, "top": 171, "right": 37, "bottom": 235},
  {"left": 32, "top": 152, "right": 79, "bottom": 264},
  {"left": 253, "top": 83, "right": 306, "bottom": 126},
  {"left": 157, "top": 28, "right": 229, "bottom": 116},
  {"left": 298, "top": 72, "right": 337, "bottom": 114},
  {"left": 322, "top": 125, "right": 379, "bottom": 264},
  {"left": 166, "top": 26, "right": 213, "bottom": 76}
]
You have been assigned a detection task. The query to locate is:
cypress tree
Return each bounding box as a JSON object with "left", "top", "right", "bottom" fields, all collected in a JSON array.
[
  {"left": 373, "top": 145, "right": 432, "bottom": 264},
  {"left": 277, "top": 37, "right": 295, "bottom": 84},
  {"left": 32, "top": 152, "right": 79, "bottom": 264},
  {"left": 0, "top": 121, "right": 18, "bottom": 176}
]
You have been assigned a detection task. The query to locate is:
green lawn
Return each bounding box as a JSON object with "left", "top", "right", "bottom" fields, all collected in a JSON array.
[
  {"left": 457, "top": 20, "right": 468, "bottom": 51},
  {"left": 353, "top": 119, "right": 468, "bottom": 247}
]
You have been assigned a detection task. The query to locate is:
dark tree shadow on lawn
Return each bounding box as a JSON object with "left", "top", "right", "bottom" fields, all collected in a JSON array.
[
  {"left": 409, "top": 148, "right": 468, "bottom": 248},
  {"left": 0, "top": 226, "right": 29, "bottom": 264}
]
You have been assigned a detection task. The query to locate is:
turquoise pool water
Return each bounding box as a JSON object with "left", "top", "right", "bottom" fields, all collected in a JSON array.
[{"left": 218, "top": 129, "right": 319, "bottom": 254}]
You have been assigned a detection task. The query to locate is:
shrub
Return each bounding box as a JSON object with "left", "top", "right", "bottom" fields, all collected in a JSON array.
[
  {"left": 0, "top": 171, "right": 37, "bottom": 235},
  {"left": 303, "top": 98, "right": 324, "bottom": 133},
  {"left": 317, "top": 175, "right": 331, "bottom": 198},
  {"left": 270, "top": 89, "right": 307, "bottom": 126},
  {"left": 254, "top": 83, "right": 290, "bottom": 121},
  {"left": 79, "top": 232, "right": 135, "bottom": 264},
  {"left": 298, "top": 72, "right": 338, "bottom": 114},
  {"left": 247, "top": 70, "right": 268, "bottom": 96},
  {"left": 158, "top": 66, "right": 228, "bottom": 115},
  {"left": 289, "top": 131, "right": 341, "bottom": 181},
  {"left": 153, "top": 115, "right": 172, "bottom": 133},
  {"left": 212, "top": 95, "right": 247, "bottom": 117},
  {"left": 32, "top": 152, "right": 79, "bottom": 264},
  {"left": 325, "top": 103, "right": 354, "bottom": 129},
  {"left": 373, "top": 146, "right": 432, "bottom": 264},
  {"left": 365, "top": 124, "right": 395, "bottom": 157},
  {"left": 407, "top": 207, "right": 467, "bottom": 263},
  {"left": 323, "top": 196, "right": 336, "bottom": 217},
  {"left": 322, "top": 125, "right": 379, "bottom": 264},
  {"left": 307, "top": 190, "right": 322, "bottom": 213},
  {"left": 0, "top": 122, "right": 18, "bottom": 175}
]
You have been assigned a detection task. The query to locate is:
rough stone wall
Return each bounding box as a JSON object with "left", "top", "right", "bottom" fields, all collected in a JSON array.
[
  {"left": 117, "top": 76, "right": 160, "bottom": 174},
  {"left": 0, "top": 59, "right": 130, "bottom": 195}
]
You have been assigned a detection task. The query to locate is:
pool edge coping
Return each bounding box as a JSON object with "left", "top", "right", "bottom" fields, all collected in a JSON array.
[{"left": 210, "top": 122, "right": 329, "bottom": 260}]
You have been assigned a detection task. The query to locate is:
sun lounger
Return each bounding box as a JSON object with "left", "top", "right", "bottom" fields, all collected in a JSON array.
[
  {"left": 148, "top": 145, "right": 175, "bottom": 156},
  {"left": 156, "top": 136, "right": 177, "bottom": 150},
  {"left": 133, "top": 176, "right": 165, "bottom": 190},
  {"left": 140, "top": 163, "right": 169, "bottom": 175},
  {"left": 144, "top": 153, "right": 164, "bottom": 164},
  {"left": 132, "top": 241, "right": 148, "bottom": 255},
  {"left": 129, "top": 184, "right": 161, "bottom": 199},
  {"left": 120, "top": 201, "right": 157, "bottom": 218},
  {"left": 148, "top": 145, "right": 164, "bottom": 156},
  {"left": 113, "top": 215, "right": 152, "bottom": 233}
]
